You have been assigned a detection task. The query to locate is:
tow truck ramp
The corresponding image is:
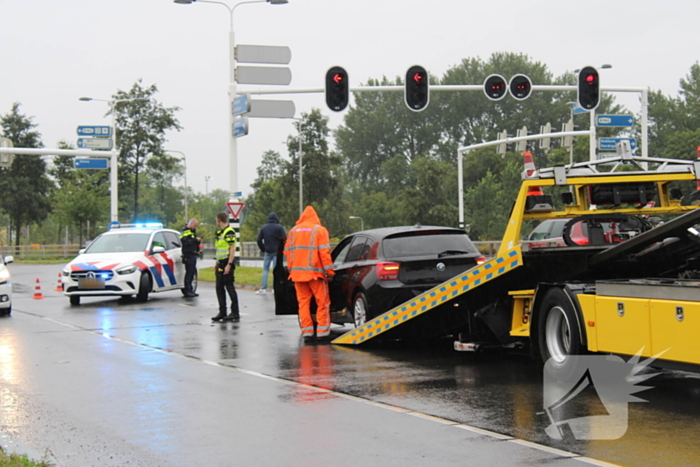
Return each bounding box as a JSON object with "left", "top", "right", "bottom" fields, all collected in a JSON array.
[{"left": 332, "top": 248, "right": 523, "bottom": 345}]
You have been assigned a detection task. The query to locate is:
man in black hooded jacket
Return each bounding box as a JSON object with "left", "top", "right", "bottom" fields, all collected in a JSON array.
[{"left": 256, "top": 213, "right": 286, "bottom": 294}]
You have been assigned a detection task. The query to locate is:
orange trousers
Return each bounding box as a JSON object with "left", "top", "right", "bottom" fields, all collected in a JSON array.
[{"left": 295, "top": 279, "right": 331, "bottom": 337}]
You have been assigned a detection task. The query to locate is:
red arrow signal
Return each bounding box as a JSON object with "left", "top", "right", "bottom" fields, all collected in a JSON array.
[
  {"left": 333, "top": 73, "right": 344, "bottom": 84},
  {"left": 413, "top": 73, "right": 424, "bottom": 83}
]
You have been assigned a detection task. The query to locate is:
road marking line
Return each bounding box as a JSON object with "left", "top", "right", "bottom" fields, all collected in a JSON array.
[{"left": 18, "top": 309, "right": 622, "bottom": 467}]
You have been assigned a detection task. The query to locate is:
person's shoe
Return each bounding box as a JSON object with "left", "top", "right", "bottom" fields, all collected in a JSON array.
[
  {"left": 222, "top": 314, "right": 240, "bottom": 322},
  {"left": 184, "top": 292, "right": 197, "bottom": 298},
  {"left": 211, "top": 313, "right": 226, "bottom": 321},
  {"left": 255, "top": 289, "right": 266, "bottom": 294},
  {"left": 303, "top": 336, "right": 315, "bottom": 344},
  {"left": 315, "top": 335, "right": 332, "bottom": 344}
]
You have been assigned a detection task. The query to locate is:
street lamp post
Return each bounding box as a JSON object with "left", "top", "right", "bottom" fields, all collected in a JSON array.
[
  {"left": 349, "top": 216, "right": 363, "bottom": 231},
  {"left": 79, "top": 96, "right": 148, "bottom": 223},
  {"left": 166, "top": 150, "right": 188, "bottom": 220},
  {"left": 173, "top": 0, "right": 288, "bottom": 202},
  {"left": 205, "top": 176, "right": 212, "bottom": 196},
  {"left": 291, "top": 117, "right": 303, "bottom": 216}
]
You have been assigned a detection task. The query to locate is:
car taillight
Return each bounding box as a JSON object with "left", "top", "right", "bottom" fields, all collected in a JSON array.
[
  {"left": 476, "top": 255, "right": 486, "bottom": 265},
  {"left": 377, "top": 262, "right": 400, "bottom": 281}
]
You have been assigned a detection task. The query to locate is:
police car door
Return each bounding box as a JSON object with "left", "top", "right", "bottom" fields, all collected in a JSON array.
[
  {"left": 164, "top": 231, "right": 185, "bottom": 288},
  {"left": 148, "top": 231, "right": 177, "bottom": 290}
]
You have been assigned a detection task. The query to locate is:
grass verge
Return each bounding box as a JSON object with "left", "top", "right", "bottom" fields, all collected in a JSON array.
[
  {"left": 199, "top": 266, "right": 268, "bottom": 288},
  {"left": 0, "top": 447, "right": 51, "bottom": 467}
]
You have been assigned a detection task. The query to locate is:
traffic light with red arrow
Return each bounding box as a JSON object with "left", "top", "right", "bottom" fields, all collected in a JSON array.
[
  {"left": 577, "top": 66, "right": 600, "bottom": 110},
  {"left": 325, "top": 66, "right": 349, "bottom": 111},
  {"left": 404, "top": 65, "right": 429, "bottom": 111}
]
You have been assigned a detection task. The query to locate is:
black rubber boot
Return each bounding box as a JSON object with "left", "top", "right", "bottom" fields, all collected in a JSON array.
[{"left": 211, "top": 312, "right": 227, "bottom": 321}]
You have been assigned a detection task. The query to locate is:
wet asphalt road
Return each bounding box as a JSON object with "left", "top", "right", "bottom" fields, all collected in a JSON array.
[{"left": 1, "top": 263, "right": 700, "bottom": 466}]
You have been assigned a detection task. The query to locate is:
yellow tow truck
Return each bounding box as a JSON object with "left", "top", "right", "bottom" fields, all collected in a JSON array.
[{"left": 333, "top": 153, "right": 700, "bottom": 372}]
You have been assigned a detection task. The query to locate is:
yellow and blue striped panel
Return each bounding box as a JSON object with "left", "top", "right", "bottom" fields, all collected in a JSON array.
[{"left": 332, "top": 247, "right": 523, "bottom": 345}]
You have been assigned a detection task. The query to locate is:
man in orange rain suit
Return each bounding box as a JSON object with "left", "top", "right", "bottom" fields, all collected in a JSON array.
[{"left": 284, "top": 206, "right": 335, "bottom": 343}]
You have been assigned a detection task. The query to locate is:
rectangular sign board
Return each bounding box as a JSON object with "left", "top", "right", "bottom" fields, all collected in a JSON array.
[
  {"left": 233, "top": 117, "right": 249, "bottom": 138},
  {"left": 235, "top": 45, "right": 291, "bottom": 65},
  {"left": 572, "top": 104, "right": 588, "bottom": 115},
  {"left": 249, "top": 99, "right": 296, "bottom": 119},
  {"left": 235, "top": 66, "right": 292, "bottom": 85},
  {"left": 596, "top": 115, "right": 635, "bottom": 127},
  {"left": 77, "top": 126, "right": 112, "bottom": 136},
  {"left": 74, "top": 158, "right": 109, "bottom": 169},
  {"left": 233, "top": 94, "right": 251, "bottom": 116},
  {"left": 598, "top": 137, "right": 637, "bottom": 151},
  {"left": 77, "top": 137, "right": 113, "bottom": 150}
]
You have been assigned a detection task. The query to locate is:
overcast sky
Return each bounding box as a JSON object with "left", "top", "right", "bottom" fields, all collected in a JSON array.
[{"left": 1, "top": 0, "right": 698, "bottom": 197}]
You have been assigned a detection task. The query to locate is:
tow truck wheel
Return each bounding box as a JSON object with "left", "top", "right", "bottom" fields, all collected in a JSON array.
[
  {"left": 69, "top": 296, "right": 80, "bottom": 306},
  {"left": 136, "top": 272, "right": 151, "bottom": 302},
  {"left": 538, "top": 288, "right": 583, "bottom": 367},
  {"left": 352, "top": 292, "right": 368, "bottom": 328}
]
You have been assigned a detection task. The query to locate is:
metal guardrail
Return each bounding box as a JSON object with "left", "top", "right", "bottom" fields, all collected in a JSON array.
[
  {"left": 0, "top": 244, "right": 81, "bottom": 259},
  {"left": 0, "top": 240, "right": 504, "bottom": 262}
]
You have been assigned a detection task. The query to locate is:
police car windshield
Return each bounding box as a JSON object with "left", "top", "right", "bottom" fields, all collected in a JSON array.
[{"left": 85, "top": 232, "right": 151, "bottom": 253}]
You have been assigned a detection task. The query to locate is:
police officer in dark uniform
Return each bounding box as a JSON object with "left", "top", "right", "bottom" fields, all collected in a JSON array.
[{"left": 180, "top": 218, "right": 201, "bottom": 298}]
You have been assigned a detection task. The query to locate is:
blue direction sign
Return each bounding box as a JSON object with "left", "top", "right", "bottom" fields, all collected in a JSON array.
[
  {"left": 74, "top": 158, "right": 109, "bottom": 169},
  {"left": 77, "top": 137, "right": 112, "bottom": 150},
  {"left": 233, "top": 117, "right": 249, "bottom": 138},
  {"left": 599, "top": 138, "right": 637, "bottom": 151},
  {"left": 77, "top": 125, "right": 112, "bottom": 136},
  {"left": 596, "top": 115, "right": 635, "bottom": 127},
  {"left": 572, "top": 103, "right": 588, "bottom": 115},
  {"left": 232, "top": 94, "right": 251, "bottom": 116}
]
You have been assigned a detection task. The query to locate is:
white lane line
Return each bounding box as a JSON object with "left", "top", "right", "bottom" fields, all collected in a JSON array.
[{"left": 22, "top": 310, "right": 622, "bottom": 467}]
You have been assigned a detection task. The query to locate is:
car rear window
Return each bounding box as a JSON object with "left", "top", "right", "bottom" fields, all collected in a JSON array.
[
  {"left": 382, "top": 231, "right": 478, "bottom": 258},
  {"left": 85, "top": 232, "right": 151, "bottom": 253}
]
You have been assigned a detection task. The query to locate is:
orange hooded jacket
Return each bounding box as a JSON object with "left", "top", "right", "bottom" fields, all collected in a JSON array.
[{"left": 284, "top": 206, "right": 334, "bottom": 282}]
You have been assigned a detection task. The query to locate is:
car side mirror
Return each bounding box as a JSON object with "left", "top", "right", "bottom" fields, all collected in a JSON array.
[
  {"left": 153, "top": 246, "right": 166, "bottom": 254},
  {"left": 78, "top": 248, "right": 86, "bottom": 255},
  {"left": 3, "top": 255, "right": 13, "bottom": 264}
]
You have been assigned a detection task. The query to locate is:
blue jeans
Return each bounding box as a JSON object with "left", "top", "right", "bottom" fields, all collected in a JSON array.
[{"left": 261, "top": 251, "right": 277, "bottom": 290}]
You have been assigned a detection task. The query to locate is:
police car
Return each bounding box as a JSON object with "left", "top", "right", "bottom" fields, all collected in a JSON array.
[
  {"left": 62, "top": 223, "right": 195, "bottom": 305},
  {"left": 0, "top": 254, "right": 14, "bottom": 316}
]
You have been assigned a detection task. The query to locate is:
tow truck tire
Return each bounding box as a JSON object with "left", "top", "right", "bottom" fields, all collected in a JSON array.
[
  {"left": 538, "top": 287, "right": 584, "bottom": 368},
  {"left": 352, "top": 292, "right": 369, "bottom": 328},
  {"left": 69, "top": 296, "right": 80, "bottom": 306},
  {"left": 136, "top": 272, "right": 151, "bottom": 302}
]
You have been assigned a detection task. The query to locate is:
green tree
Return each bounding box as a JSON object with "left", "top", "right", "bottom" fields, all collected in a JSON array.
[
  {"left": 49, "top": 140, "right": 109, "bottom": 244},
  {"left": 111, "top": 80, "right": 182, "bottom": 221},
  {"left": 0, "top": 103, "right": 52, "bottom": 245},
  {"left": 648, "top": 62, "right": 700, "bottom": 161}
]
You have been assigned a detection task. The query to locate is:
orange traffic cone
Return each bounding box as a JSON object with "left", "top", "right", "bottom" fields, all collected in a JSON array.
[
  {"left": 33, "top": 278, "right": 44, "bottom": 299},
  {"left": 523, "top": 151, "right": 544, "bottom": 196},
  {"left": 54, "top": 272, "right": 63, "bottom": 292}
]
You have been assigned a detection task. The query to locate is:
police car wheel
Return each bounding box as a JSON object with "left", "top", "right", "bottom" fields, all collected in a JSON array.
[
  {"left": 69, "top": 296, "right": 80, "bottom": 306},
  {"left": 137, "top": 272, "right": 151, "bottom": 302}
]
